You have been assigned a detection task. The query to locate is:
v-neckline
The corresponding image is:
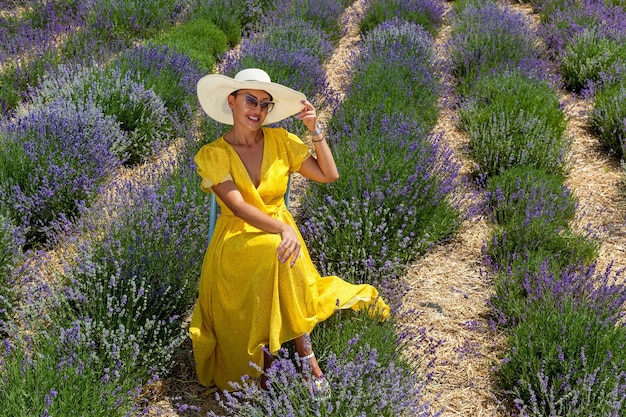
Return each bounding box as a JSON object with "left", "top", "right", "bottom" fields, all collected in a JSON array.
[{"left": 223, "top": 130, "right": 266, "bottom": 189}]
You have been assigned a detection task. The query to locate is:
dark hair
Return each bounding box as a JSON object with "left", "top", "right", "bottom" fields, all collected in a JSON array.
[{"left": 230, "top": 89, "right": 273, "bottom": 101}]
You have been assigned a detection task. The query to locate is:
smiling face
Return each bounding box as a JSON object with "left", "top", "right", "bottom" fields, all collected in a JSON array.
[{"left": 228, "top": 89, "right": 274, "bottom": 129}]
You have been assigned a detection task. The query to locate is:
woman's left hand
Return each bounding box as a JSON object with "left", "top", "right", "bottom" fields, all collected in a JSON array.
[{"left": 295, "top": 99, "right": 317, "bottom": 132}]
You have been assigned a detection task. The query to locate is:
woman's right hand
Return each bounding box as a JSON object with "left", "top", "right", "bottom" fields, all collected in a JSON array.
[{"left": 277, "top": 225, "right": 301, "bottom": 267}]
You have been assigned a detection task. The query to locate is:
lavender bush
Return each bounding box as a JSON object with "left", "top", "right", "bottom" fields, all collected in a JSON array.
[
  {"left": 209, "top": 313, "right": 441, "bottom": 417},
  {"left": 459, "top": 72, "right": 570, "bottom": 178},
  {"left": 0, "top": 109, "right": 214, "bottom": 417},
  {"left": 498, "top": 264, "right": 626, "bottom": 416},
  {"left": 559, "top": 29, "right": 626, "bottom": 92},
  {"left": 0, "top": 0, "right": 93, "bottom": 113},
  {"left": 301, "top": 112, "right": 460, "bottom": 307},
  {"left": 299, "top": 18, "right": 460, "bottom": 308},
  {"left": 486, "top": 167, "right": 575, "bottom": 229},
  {"left": 0, "top": 323, "right": 147, "bottom": 416},
  {"left": 359, "top": 0, "right": 445, "bottom": 36},
  {"left": 343, "top": 19, "right": 440, "bottom": 129},
  {"left": 514, "top": 355, "right": 626, "bottom": 416},
  {"left": 484, "top": 167, "right": 598, "bottom": 322},
  {"left": 259, "top": 17, "right": 334, "bottom": 66},
  {"left": 590, "top": 78, "right": 626, "bottom": 158},
  {"left": 109, "top": 44, "right": 205, "bottom": 134},
  {"left": 448, "top": 0, "right": 544, "bottom": 96},
  {"left": 0, "top": 214, "right": 23, "bottom": 334},
  {"left": 534, "top": 0, "right": 626, "bottom": 58},
  {"left": 0, "top": 99, "right": 125, "bottom": 246},
  {"left": 27, "top": 63, "right": 173, "bottom": 165},
  {"left": 533, "top": 0, "right": 598, "bottom": 57},
  {"left": 264, "top": 0, "right": 348, "bottom": 41},
  {"left": 89, "top": 0, "right": 189, "bottom": 41},
  {"left": 60, "top": 162, "right": 210, "bottom": 373}
]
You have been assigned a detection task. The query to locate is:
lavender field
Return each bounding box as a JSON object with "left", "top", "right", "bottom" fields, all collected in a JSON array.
[{"left": 1, "top": 0, "right": 626, "bottom": 416}]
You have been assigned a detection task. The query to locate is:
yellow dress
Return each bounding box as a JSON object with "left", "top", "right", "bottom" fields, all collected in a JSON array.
[{"left": 189, "top": 127, "right": 390, "bottom": 391}]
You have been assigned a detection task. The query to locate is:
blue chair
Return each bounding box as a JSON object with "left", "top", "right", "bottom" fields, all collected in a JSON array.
[{"left": 207, "top": 176, "right": 292, "bottom": 243}]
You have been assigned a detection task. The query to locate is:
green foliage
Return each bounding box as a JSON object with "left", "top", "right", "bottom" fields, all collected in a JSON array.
[
  {"left": 190, "top": 0, "right": 244, "bottom": 46},
  {"left": 499, "top": 297, "right": 626, "bottom": 416},
  {"left": 459, "top": 72, "right": 570, "bottom": 178},
  {"left": 89, "top": 0, "right": 183, "bottom": 41},
  {"left": 560, "top": 29, "right": 626, "bottom": 92},
  {"left": 462, "top": 72, "right": 567, "bottom": 138},
  {"left": 0, "top": 214, "right": 22, "bottom": 333},
  {"left": 486, "top": 166, "right": 574, "bottom": 228},
  {"left": 359, "top": 0, "right": 443, "bottom": 36},
  {"left": 0, "top": 64, "right": 22, "bottom": 113},
  {"left": 590, "top": 79, "right": 626, "bottom": 158},
  {"left": 311, "top": 309, "right": 406, "bottom": 369},
  {"left": 0, "top": 327, "right": 141, "bottom": 417},
  {"left": 0, "top": 51, "right": 59, "bottom": 113},
  {"left": 449, "top": 0, "right": 537, "bottom": 93},
  {"left": 150, "top": 18, "right": 229, "bottom": 72}
]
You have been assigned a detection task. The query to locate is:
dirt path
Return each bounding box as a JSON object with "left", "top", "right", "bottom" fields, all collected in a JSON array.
[
  {"left": 561, "top": 93, "right": 626, "bottom": 274},
  {"left": 398, "top": 3, "right": 508, "bottom": 415}
]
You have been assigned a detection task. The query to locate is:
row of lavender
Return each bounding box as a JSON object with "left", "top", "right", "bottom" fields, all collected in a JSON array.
[
  {"left": 530, "top": 0, "right": 626, "bottom": 161},
  {"left": 0, "top": 0, "right": 236, "bottom": 114},
  {"left": 0, "top": 0, "right": 192, "bottom": 114},
  {"left": 0, "top": 0, "right": 234, "bottom": 326},
  {"left": 0, "top": 0, "right": 456, "bottom": 415},
  {"left": 0, "top": 0, "right": 246, "bottom": 413},
  {"left": 448, "top": 0, "right": 626, "bottom": 415}
]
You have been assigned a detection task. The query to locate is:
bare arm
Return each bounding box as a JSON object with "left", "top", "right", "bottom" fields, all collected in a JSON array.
[
  {"left": 212, "top": 180, "right": 301, "bottom": 266},
  {"left": 295, "top": 100, "right": 339, "bottom": 183}
]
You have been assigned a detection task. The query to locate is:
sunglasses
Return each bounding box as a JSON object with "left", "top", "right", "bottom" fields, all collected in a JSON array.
[{"left": 238, "top": 93, "right": 275, "bottom": 113}]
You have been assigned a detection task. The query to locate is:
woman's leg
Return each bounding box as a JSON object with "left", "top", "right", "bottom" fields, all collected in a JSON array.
[
  {"left": 294, "top": 334, "right": 323, "bottom": 378},
  {"left": 260, "top": 348, "right": 274, "bottom": 390}
]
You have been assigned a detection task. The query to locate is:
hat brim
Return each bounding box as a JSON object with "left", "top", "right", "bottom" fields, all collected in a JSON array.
[{"left": 197, "top": 74, "right": 307, "bottom": 125}]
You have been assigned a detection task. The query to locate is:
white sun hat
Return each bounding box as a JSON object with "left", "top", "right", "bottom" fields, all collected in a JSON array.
[{"left": 197, "top": 68, "right": 307, "bottom": 125}]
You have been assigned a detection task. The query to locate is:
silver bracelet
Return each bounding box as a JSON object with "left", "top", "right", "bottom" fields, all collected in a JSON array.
[{"left": 309, "top": 123, "right": 323, "bottom": 137}]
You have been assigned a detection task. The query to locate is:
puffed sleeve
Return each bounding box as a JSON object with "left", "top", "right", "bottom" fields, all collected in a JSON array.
[
  {"left": 194, "top": 143, "right": 233, "bottom": 193},
  {"left": 284, "top": 130, "right": 311, "bottom": 173}
]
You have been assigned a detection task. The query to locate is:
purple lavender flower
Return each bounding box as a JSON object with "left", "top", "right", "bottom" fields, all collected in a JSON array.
[{"left": 0, "top": 98, "right": 125, "bottom": 246}]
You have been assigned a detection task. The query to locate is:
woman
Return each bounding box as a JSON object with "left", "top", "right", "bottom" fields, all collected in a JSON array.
[{"left": 189, "top": 68, "right": 390, "bottom": 397}]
